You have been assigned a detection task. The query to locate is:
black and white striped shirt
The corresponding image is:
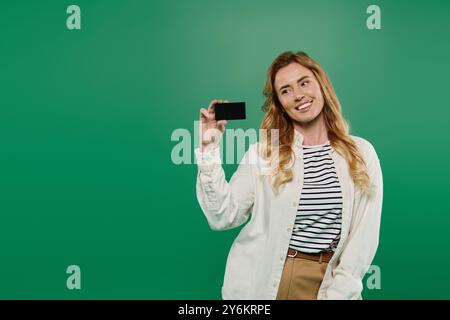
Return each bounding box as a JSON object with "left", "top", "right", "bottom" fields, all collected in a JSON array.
[{"left": 289, "top": 141, "right": 342, "bottom": 254}]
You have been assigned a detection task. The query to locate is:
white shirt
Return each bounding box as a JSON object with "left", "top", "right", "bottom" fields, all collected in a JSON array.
[{"left": 195, "top": 130, "right": 383, "bottom": 300}]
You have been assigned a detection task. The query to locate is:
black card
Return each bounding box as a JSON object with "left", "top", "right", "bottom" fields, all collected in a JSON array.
[{"left": 214, "top": 102, "right": 246, "bottom": 120}]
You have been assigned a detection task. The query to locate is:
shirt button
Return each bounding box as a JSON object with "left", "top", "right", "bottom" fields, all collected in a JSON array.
[
  {"left": 273, "top": 282, "right": 277, "bottom": 287},
  {"left": 287, "top": 227, "right": 292, "bottom": 233},
  {"left": 292, "top": 202, "right": 297, "bottom": 207}
]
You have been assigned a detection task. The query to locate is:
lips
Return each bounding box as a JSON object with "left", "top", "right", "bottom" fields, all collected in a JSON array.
[{"left": 295, "top": 100, "right": 313, "bottom": 111}]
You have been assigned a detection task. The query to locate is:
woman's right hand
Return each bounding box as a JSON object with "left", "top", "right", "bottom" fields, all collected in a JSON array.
[{"left": 199, "top": 99, "right": 228, "bottom": 152}]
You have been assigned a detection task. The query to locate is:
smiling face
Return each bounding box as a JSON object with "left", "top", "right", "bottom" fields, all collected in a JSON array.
[{"left": 274, "top": 62, "right": 325, "bottom": 126}]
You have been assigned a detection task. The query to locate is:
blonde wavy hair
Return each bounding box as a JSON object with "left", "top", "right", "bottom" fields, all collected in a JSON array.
[{"left": 260, "top": 51, "right": 371, "bottom": 194}]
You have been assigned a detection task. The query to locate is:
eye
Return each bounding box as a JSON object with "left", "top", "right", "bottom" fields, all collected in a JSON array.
[
  {"left": 281, "top": 89, "right": 290, "bottom": 95},
  {"left": 301, "top": 80, "right": 309, "bottom": 87}
]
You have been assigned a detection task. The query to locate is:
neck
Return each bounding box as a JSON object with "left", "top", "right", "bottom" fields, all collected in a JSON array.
[{"left": 293, "top": 113, "right": 329, "bottom": 146}]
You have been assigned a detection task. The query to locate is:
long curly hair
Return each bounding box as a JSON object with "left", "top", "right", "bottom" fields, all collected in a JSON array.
[{"left": 260, "top": 51, "right": 371, "bottom": 194}]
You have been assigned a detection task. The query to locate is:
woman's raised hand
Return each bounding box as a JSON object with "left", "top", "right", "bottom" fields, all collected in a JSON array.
[{"left": 199, "top": 99, "right": 228, "bottom": 152}]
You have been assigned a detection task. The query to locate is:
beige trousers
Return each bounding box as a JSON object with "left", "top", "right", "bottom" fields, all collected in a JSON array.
[{"left": 276, "top": 255, "right": 329, "bottom": 300}]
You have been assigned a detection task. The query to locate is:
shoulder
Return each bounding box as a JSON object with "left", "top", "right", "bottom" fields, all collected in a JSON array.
[
  {"left": 238, "top": 142, "right": 271, "bottom": 171},
  {"left": 350, "top": 135, "right": 380, "bottom": 163},
  {"left": 350, "top": 135, "right": 383, "bottom": 192},
  {"left": 243, "top": 142, "right": 265, "bottom": 159},
  {"left": 234, "top": 143, "right": 259, "bottom": 165},
  {"left": 243, "top": 142, "right": 264, "bottom": 164}
]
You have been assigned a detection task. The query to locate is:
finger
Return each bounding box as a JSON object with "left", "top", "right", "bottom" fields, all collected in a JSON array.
[
  {"left": 217, "top": 119, "right": 227, "bottom": 132},
  {"left": 207, "top": 99, "right": 221, "bottom": 113},
  {"left": 200, "top": 108, "right": 209, "bottom": 120},
  {"left": 208, "top": 99, "right": 226, "bottom": 113},
  {"left": 201, "top": 108, "right": 216, "bottom": 123}
]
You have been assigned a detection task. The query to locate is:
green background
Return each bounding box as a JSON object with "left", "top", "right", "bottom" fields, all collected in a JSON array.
[{"left": 1, "top": 0, "right": 449, "bottom": 299}]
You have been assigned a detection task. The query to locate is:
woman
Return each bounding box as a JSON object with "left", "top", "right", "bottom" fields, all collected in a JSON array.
[{"left": 195, "top": 51, "right": 383, "bottom": 300}]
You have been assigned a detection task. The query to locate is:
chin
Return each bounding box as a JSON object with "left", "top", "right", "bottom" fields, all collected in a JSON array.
[{"left": 294, "top": 114, "right": 317, "bottom": 125}]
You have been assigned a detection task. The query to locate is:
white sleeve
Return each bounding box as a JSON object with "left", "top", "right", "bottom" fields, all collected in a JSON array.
[
  {"left": 323, "top": 142, "right": 384, "bottom": 299},
  {"left": 195, "top": 145, "right": 255, "bottom": 231}
]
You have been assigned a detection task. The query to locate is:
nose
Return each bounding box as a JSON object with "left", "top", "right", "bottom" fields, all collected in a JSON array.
[{"left": 294, "top": 89, "right": 305, "bottom": 102}]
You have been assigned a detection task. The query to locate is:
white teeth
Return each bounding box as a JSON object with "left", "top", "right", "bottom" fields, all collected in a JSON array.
[{"left": 296, "top": 101, "right": 312, "bottom": 110}]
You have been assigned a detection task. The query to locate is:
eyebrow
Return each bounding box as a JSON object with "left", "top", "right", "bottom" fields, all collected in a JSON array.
[{"left": 278, "top": 76, "right": 310, "bottom": 92}]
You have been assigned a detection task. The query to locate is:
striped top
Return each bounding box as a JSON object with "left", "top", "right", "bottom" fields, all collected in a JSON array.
[{"left": 289, "top": 141, "right": 342, "bottom": 254}]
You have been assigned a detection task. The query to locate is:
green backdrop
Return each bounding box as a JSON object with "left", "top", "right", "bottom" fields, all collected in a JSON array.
[{"left": 1, "top": 0, "right": 449, "bottom": 299}]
